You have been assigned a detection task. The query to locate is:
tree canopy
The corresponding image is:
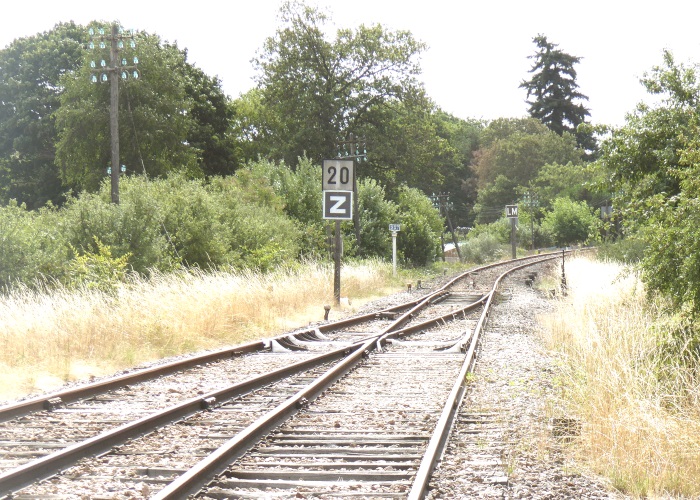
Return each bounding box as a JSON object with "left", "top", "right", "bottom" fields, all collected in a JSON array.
[
  {"left": 520, "top": 34, "right": 594, "bottom": 152},
  {"left": 596, "top": 50, "right": 700, "bottom": 314},
  {"left": 0, "top": 23, "right": 237, "bottom": 204},
  {"left": 470, "top": 118, "right": 583, "bottom": 222},
  {"left": 252, "top": 0, "right": 427, "bottom": 167},
  {"left": 0, "top": 22, "right": 86, "bottom": 208}
]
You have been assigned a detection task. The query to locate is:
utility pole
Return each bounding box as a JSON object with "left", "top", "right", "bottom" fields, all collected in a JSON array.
[
  {"left": 335, "top": 134, "right": 366, "bottom": 249},
  {"left": 108, "top": 24, "right": 120, "bottom": 205},
  {"left": 523, "top": 189, "right": 538, "bottom": 251},
  {"left": 89, "top": 24, "right": 139, "bottom": 204}
]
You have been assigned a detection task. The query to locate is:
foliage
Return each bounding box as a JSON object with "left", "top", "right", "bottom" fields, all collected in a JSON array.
[
  {"left": 0, "top": 22, "right": 86, "bottom": 208},
  {"left": 541, "top": 197, "right": 599, "bottom": 246},
  {"left": 472, "top": 175, "right": 518, "bottom": 222},
  {"left": 460, "top": 231, "right": 505, "bottom": 264},
  {"left": 0, "top": 21, "right": 237, "bottom": 207},
  {"left": 520, "top": 34, "right": 594, "bottom": 153},
  {"left": 55, "top": 30, "right": 199, "bottom": 192},
  {"left": 529, "top": 162, "right": 594, "bottom": 208},
  {"left": 252, "top": 0, "right": 426, "bottom": 167},
  {"left": 0, "top": 173, "right": 306, "bottom": 289},
  {"left": 354, "top": 95, "right": 449, "bottom": 195},
  {"left": 597, "top": 50, "right": 700, "bottom": 315},
  {"left": 431, "top": 111, "right": 483, "bottom": 227},
  {"left": 229, "top": 88, "right": 277, "bottom": 164},
  {"left": 232, "top": 157, "right": 328, "bottom": 259},
  {"left": 395, "top": 186, "right": 443, "bottom": 266},
  {"left": 466, "top": 218, "right": 512, "bottom": 245},
  {"left": 67, "top": 237, "right": 131, "bottom": 291},
  {"left": 596, "top": 237, "right": 646, "bottom": 264},
  {"left": 61, "top": 179, "right": 171, "bottom": 274},
  {"left": 354, "top": 179, "right": 399, "bottom": 259},
  {"left": 181, "top": 63, "right": 239, "bottom": 176},
  {"left": 599, "top": 50, "right": 698, "bottom": 222},
  {"left": 0, "top": 201, "right": 70, "bottom": 288},
  {"left": 471, "top": 118, "right": 583, "bottom": 223},
  {"left": 241, "top": 157, "right": 321, "bottom": 225}
]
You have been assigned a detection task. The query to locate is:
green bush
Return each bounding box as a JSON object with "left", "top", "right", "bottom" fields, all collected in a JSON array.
[
  {"left": 62, "top": 178, "right": 173, "bottom": 274},
  {"left": 353, "top": 179, "right": 399, "bottom": 259},
  {"left": 541, "top": 197, "right": 600, "bottom": 247},
  {"left": 597, "top": 236, "right": 645, "bottom": 264},
  {"left": 461, "top": 232, "right": 506, "bottom": 264},
  {"left": 396, "top": 186, "right": 443, "bottom": 266},
  {"left": 0, "top": 201, "right": 70, "bottom": 288},
  {"left": 67, "top": 237, "right": 131, "bottom": 291},
  {"left": 467, "top": 218, "right": 511, "bottom": 244}
]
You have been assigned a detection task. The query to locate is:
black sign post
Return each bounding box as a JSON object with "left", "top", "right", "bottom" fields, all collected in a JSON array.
[
  {"left": 506, "top": 205, "right": 518, "bottom": 259},
  {"left": 323, "top": 161, "right": 355, "bottom": 305}
]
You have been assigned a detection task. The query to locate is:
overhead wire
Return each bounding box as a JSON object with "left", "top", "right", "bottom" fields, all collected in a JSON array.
[{"left": 124, "top": 85, "right": 181, "bottom": 260}]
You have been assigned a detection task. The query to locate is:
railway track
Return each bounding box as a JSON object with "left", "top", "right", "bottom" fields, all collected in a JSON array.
[{"left": 0, "top": 251, "right": 571, "bottom": 499}]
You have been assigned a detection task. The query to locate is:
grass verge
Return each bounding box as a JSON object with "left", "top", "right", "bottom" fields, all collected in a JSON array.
[
  {"left": 539, "top": 256, "right": 700, "bottom": 497},
  {"left": 0, "top": 258, "right": 404, "bottom": 401}
]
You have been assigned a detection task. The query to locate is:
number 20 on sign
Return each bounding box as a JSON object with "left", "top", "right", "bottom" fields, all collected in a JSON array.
[{"left": 322, "top": 159, "right": 354, "bottom": 191}]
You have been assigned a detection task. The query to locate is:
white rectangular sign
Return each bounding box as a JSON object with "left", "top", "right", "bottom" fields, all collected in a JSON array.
[
  {"left": 506, "top": 205, "right": 518, "bottom": 218},
  {"left": 322, "top": 159, "right": 354, "bottom": 191}
]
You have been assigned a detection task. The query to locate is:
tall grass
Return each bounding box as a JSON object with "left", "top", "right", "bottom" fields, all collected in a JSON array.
[
  {"left": 540, "top": 257, "right": 700, "bottom": 497},
  {"left": 0, "top": 259, "right": 396, "bottom": 401}
]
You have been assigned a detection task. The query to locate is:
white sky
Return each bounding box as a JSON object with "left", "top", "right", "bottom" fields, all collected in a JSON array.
[{"left": 2, "top": 0, "right": 700, "bottom": 127}]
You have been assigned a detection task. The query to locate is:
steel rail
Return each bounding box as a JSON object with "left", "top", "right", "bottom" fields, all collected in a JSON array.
[
  {"left": 0, "top": 251, "right": 570, "bottom": 497},
  {"left": 0, "top": 251, "right": 558, "bottom": 424},
  {"left": 407, "top": 255, "right": 561, "bottom": 499},
  {"left": 146, "top": 258, "right": 561, "bottom": 498},
  {"left": 152, "top": 337, "right": 379, "bottom": 499},
  {"left": 0, "top": 340, "right": 365, "bottom": 496},
  {"left": 0, "top": 273, "right": 450, "bottom": 496},
  {"left": 0, "top": 340, "right": 265, "bottom": 423},
  {"left": 0, "top": 294, "right": 433, "bottom": 423}
]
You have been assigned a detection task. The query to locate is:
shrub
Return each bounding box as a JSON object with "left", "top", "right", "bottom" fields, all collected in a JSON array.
[
  {"left": 396, "top": 186, "right": 442, "bottom": 266},
  {"left": 352, "top": 179, "right": 399, "bottom": 259},
  {"left": 67, "top": 237, "right": 131, "bottom": 291},
  {"left": 0, "top": 201, "right": 70, "bottom": 288},
  {"left": 461, "top": 232, "right": 505, "bottom": 264},
  {"left": 541, "top": 197, "right": 600, "bottom": 246}
]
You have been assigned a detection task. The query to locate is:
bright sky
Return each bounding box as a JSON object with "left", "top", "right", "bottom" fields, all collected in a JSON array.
[{"left": 2, "top": 0, "right": 700, "bottom": 127}]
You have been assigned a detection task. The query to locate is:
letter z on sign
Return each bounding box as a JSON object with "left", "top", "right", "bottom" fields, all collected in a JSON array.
[{"left": 323, "top": 190, "right": 353, "bottom": 220}]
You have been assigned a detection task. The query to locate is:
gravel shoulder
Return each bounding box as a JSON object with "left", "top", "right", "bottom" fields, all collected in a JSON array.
[{"left": 427, "top": 265, "right": 626, "bottom": 499}]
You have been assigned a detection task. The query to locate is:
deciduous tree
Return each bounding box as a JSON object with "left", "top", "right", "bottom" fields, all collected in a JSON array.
[
  {"left": 252, "top": 0, "right": 426, "bottom": 167},
  {"left": 0, "top": 22, "right": 86, "bottom": 208},
  {"left": 0, "top": 22, "right": 237, "bottom": 206},
  {"left": 471, "top": 118, "right": 582, "bottom": 222},
  {"left": 55, "top": 30, "right": 199, "bottom": 192},
  {"left": 598, "top": 50, "right": 700, "bottom": 314}
]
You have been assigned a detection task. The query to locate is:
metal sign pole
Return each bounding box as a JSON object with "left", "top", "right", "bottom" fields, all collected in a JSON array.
[
  {"left": 334, "top": 220, "right": 342, "bottom": 304},
  {"left": 389, "top": 224, "right": 400, "bottom": 277},
  {"left": 505, "top": 205, "right": 518, "bottom": 260},
  {"left": 392, "top": 231, "right": 398, "bottom": 277}
]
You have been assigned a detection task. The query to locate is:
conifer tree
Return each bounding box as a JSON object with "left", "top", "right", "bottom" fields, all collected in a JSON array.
[{"left": 520, "top": 35, "right": 594, "bottom": 152}]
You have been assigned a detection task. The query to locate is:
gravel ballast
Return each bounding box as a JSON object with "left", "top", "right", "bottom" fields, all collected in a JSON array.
[{"left": 426, "top": 265, "right": 625, "bottom": 499}]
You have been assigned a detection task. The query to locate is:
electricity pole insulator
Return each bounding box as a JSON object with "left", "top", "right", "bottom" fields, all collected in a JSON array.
[
  {"left": 88, "top": 23, "right": 139, "bottom": 204},
  {"left": 109, "top": 24, "right": 120, "bottom": 204}
]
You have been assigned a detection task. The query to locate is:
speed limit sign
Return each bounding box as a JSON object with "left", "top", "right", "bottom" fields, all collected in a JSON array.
[{"left": 322, "top": 159, "right": 354, "bottom": 191}]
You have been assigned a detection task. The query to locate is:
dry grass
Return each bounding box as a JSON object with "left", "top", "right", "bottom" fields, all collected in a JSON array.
[
  {"left": 0, "top": 259, "right": 396, "bottom": 401},
  {"left": 540, "top": 257, "right": 700, "bottom": 497}
]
